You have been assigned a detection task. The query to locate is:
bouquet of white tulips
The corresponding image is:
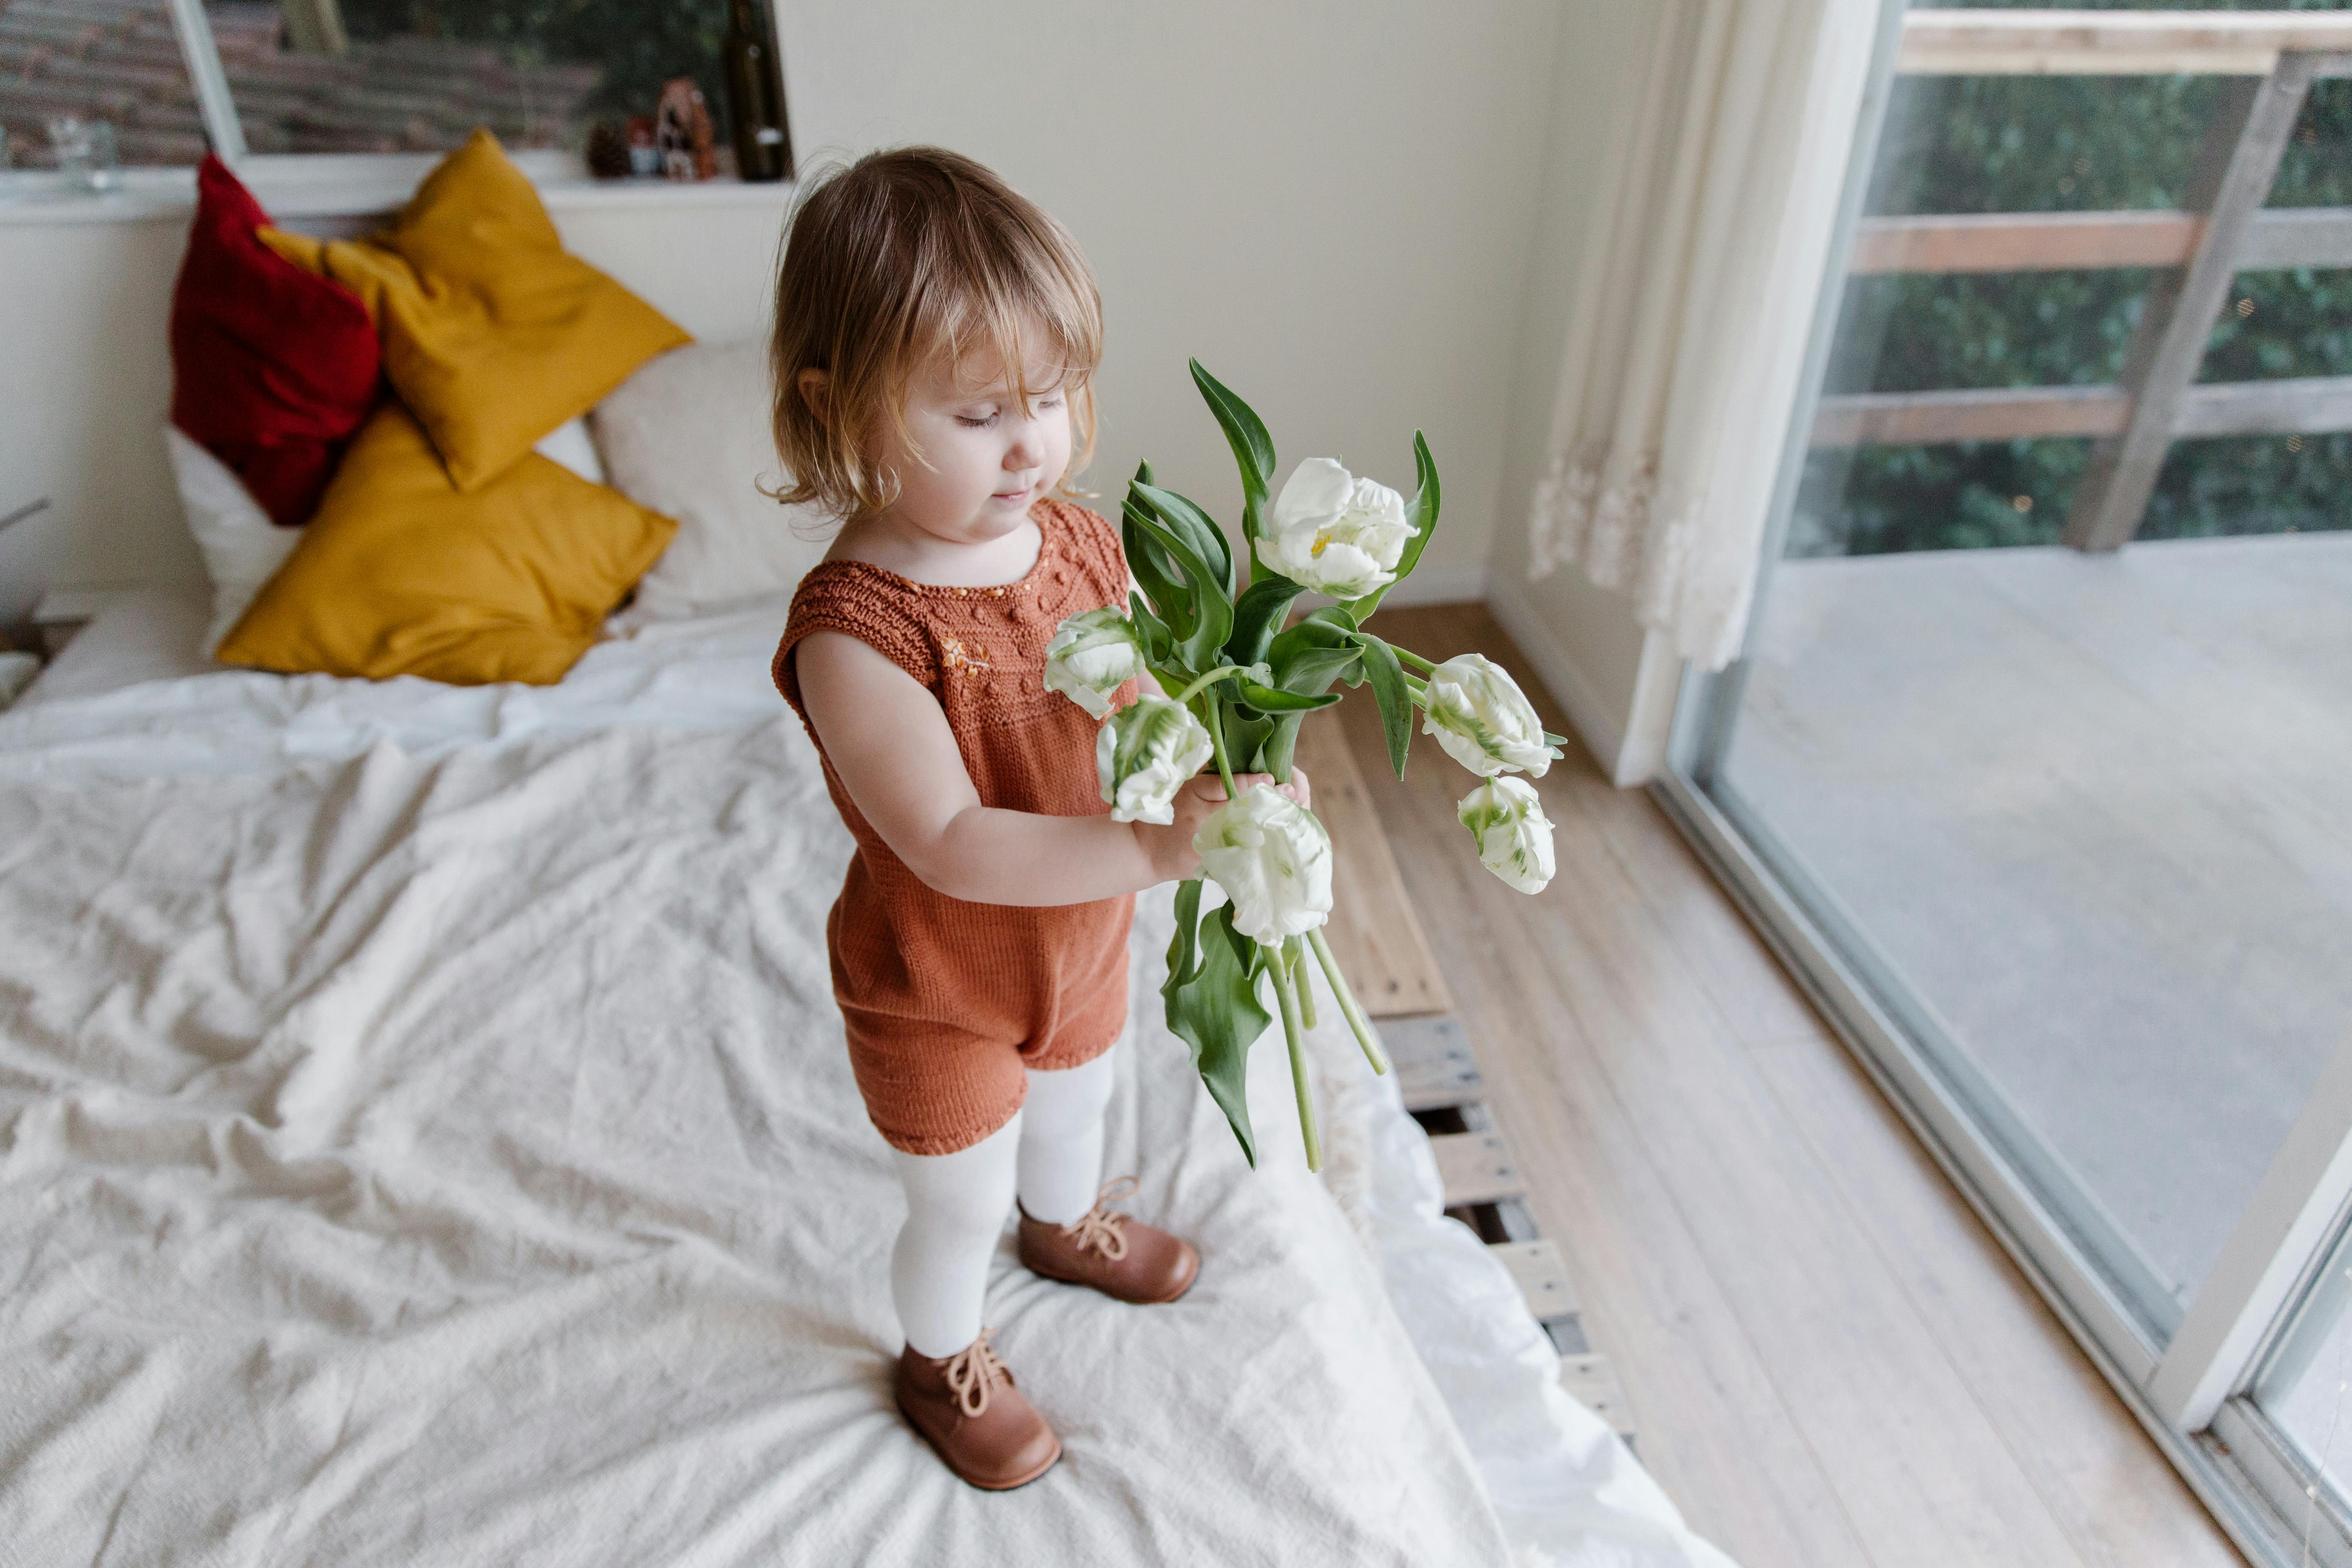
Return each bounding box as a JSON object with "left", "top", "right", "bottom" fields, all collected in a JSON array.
[{"left": 1043, "top": 362, "right": 1567, "bottom": 1170}]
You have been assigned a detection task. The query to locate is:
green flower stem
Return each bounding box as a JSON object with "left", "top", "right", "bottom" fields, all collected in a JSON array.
[
  {"left": 1392, "top": 646, "right": 1440, "bottom": 676},
  {"left": 1307, "top": 928, "right": 1389, "bottom": 1076},
  {"left": 1273, "top": 946, "right": 1321, "bottom": 1173},
  {"left": 1403, "top": 674, "right": 1429, "bottom": 704},
  {"left": 1171, "top": 664, "right": 1245, "bottom": 706},
  {"left": 1285, "top": 937, "right": 1318, "bottom": 1029},
  {"left": 1199, "top": 695, "right": 1241, "bottom": 799}
]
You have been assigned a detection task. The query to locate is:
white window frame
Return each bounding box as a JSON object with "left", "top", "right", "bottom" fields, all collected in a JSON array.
[
  {"left": 167, "top": 0, "right": 242, "bottom": 160},
  {"left": 0, "top": 0, "right": 793, "bottom": 224}
]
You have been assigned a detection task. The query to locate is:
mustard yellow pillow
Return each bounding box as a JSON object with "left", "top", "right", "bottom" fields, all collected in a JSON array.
[
  {"left": 258, "top": 130, "right": 689, "bottom": 492},
  {"left": 216, "top": 400, "right": 677, "bottom": 686}
]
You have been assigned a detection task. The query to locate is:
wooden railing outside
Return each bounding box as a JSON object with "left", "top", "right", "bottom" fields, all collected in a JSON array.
[{"left": 1812, "top": 11, "right": 2352, "bottom": 552}]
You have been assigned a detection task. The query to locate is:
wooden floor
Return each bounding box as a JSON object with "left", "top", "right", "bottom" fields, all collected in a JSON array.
[
  {"left": 1734, "top": 536, "right": 2352, "bottom": 1306},
  {"left": 1324, "top": 603, "right": 2247, "bottom": 1568}
]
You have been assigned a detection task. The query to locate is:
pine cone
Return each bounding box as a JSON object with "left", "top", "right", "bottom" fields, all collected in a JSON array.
[{"left": 585, "top": 121, "right": 631, "bottom": 180}]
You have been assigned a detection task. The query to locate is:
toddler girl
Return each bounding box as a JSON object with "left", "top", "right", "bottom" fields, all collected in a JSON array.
[{"left": 768, "top": 147, "right": 1301, "bottom": 1490}]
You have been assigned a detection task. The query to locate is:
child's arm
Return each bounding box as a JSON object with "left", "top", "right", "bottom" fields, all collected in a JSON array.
[{"left": 796, "top": 630, "right": 1287, "bottom": 906}]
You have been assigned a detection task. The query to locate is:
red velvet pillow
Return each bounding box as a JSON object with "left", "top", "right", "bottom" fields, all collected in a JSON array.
[{"left": 169, "top": 156, "right": 381, "bottom": 528}]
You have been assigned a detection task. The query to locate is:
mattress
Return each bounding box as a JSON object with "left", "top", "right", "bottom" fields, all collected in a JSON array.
[{"left": 0, "top": 592, "right": 1733, "bottom": 1568}]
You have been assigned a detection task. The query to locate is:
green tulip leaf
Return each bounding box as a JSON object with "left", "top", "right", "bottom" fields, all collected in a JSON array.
[
  {"left": 1166, "top": 876, "right": 1203, "bottom": 992},
  {"left": 1266, "top": 625, "right": 1364, "bottom": 697},
  {"left": 1354, "top": 632, "right": 1414, "bottom": 780},
  {"left": 1263, "top": 712, "right": 1307, "bottom": 784},
  {"left": 1190, "top": 360, "right": 1275, "bottom": 556},
  {"left": 1131, "top": 480, "right": 1235, "bottom": 600},
  {"left": 1122, "top": 487, "right": 1231, "bottom": 666},
  {"left": 1220, "top": 710, "right": 1276, "bottom": 774},
  {"left": 1225, "top": 575, "right": 1305, "bottom": 668},
  {"left": 1266, "top": 615, "right": 1350, "bottom": 661},
  {"left": 1236, "top": 680, "right": 1341, "bottom": 713},
  {"left": 1123, "top": 485, "right": 1199, "bottom": 648},
  {"left": 1127, "top": 547, "right": 1189, "bottom": 640},
  {"left": 1129, "top": 591, "right": 1174, "bottom": 665},
  {"left": 1123, "top": 488, "right": 1227, "bottom": 611},
  {"left": 1163, "top": 893, "right": 1266, "bottom": 1167}
]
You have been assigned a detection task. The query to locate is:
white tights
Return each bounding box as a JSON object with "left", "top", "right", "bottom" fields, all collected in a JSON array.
[{"left": 889, "top": 1047, "right": 1117, "bottom": 1357}]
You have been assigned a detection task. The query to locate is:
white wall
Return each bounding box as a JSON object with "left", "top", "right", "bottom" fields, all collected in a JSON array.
[
  {"left": 4, "top": 3, "right": 1566, "bottom": 606},
  {"left": 776, "top": 0, "right": 1566, "bottom": 603},
  {"left": 2, "top": 214, "right": 200, "bottom": 598},
  {"left": 1482, "top": 1, "right": 1684, "bottom": 784},
  {"left": 0, "top": 192, "right": 790, "bottom": 599},
  {"left": 4, "top": 0, "right": 1680, "bottom": 777}
]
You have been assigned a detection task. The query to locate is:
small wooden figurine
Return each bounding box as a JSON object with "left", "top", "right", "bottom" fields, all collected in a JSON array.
[{"left": 655, "top": 79, "right": 718, "bottom": 182}]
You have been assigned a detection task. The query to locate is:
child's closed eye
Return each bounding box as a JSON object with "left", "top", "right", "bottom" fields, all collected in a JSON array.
[{"left": 957, "top": 394, "right": 1062, "bottom": 429}]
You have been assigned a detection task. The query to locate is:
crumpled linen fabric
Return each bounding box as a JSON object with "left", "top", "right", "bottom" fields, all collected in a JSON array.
[{"left": 0, "top": 646, "right": 1508, "bottom": 1567}]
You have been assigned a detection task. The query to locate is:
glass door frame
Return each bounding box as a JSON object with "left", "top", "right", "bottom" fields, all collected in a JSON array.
[{"left": 1653, "top": 4, "right": 2352, "bottom": 1561}]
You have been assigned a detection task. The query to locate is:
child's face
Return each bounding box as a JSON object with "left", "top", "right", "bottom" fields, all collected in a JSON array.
[{"left": 878, "top": 348, "right": 1074, "bottom": 548}]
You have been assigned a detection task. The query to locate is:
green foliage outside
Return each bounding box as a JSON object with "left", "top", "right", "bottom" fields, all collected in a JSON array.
[
  {"left": 335, "top": 0, "right": 736, "bottom": 139},
  {"left": 1791, "top": 0, "right": 2352, "bottom": 557}
]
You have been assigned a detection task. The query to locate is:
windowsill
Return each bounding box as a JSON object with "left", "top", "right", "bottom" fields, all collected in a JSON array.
[{"left": 0, "top": 153, "right": 794, "bottom": 228}]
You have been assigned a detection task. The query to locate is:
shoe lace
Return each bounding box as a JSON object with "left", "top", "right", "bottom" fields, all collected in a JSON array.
[
  {"left": 943, "top": 1330, "right": 1010, "bottom": 1419},
  {"left": 1059, "top": 1175, "right": 1139, "bottom": 1262}
]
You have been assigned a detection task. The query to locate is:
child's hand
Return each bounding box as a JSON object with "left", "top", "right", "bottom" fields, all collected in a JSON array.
[
  {"left": 1221, "top": 768, "right": 1311, "bottom": 812},
  {"left": 1136, "top": 769, "right": 1314, "bottom": 884}
]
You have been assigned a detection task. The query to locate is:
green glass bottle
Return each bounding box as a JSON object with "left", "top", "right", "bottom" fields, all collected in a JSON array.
[{"left": 722, "top": 0, "right": 793, "bottom": 183}]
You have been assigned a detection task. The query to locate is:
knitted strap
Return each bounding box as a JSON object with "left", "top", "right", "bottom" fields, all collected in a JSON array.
[{"left": 771, "top": 578, "right": 938, "bottom": 723}]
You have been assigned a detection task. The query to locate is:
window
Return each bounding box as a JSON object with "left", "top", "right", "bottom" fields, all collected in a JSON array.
[
  {"left": 1, "top": 0, "right": 787, "bottom": 187},
  {"left": 0, "top": 1, "right": 206, "bottom": 170},
  {"left": 1731, "top": 22, "right": 2350, "bottom": 1340},
  {"left": 202, "top": 1, "right": 737, "bottom": 158},
  {"left": 1664, "top": 3, "right": 2352, "bottom": 1563}
]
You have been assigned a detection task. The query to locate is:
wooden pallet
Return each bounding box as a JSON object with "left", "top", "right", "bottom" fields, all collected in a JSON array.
[
  {"left": 1390, "top": 1013, "right": 1484, "bottom": 1110},
  {"left": 1303, "top": 717, "right": 1634, "bottom": 1442},
  {"left": 1379, "top": 1013, "right": 1639, "bottom": 1443}
]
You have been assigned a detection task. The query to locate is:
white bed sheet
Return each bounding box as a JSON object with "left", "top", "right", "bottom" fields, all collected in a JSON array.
[{"left": 0, "top": 598, "right": 1733, "bottom": 1568}]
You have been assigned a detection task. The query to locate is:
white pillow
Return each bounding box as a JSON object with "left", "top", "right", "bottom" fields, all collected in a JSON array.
[
  {"left": 532, "top": 416, "right": 606, "bottom": 485},
  {"left": 589, "top": 341, "right": 831, "bottom": 625},
  {"left": 164, "top": 427, "right": 301, "bottom": 654}
]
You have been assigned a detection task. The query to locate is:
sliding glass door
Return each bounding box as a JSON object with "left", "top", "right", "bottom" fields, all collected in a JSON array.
[{"left": 1665, "top": 4, "right": 2352, "bottom": 1562}]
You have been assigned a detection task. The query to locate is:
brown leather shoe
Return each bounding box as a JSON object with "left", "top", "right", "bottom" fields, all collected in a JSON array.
[
  {"left": 1018, "top": 1177, "right": 1200, "bottom": 1305},
  {"left": 894, "top": 1331, "right": 1060, "bottom": 1491}
]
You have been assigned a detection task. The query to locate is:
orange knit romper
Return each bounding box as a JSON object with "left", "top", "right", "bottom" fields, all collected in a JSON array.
[{"left": 773, "top": 499, "right": 1138, "bottom": 1156}]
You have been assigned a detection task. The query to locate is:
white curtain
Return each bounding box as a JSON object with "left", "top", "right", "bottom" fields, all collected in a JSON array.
[{"left": 1526, "top": 0, "right": 1883, "bottom": 671}]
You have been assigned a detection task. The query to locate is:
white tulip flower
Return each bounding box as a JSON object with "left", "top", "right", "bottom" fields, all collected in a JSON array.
[
  {"left": 1253, "top": 458, "right": 1418, "bottom": 599},
  {"left": 1043, "top": 606, "right": 1144, "bottom": 719},
  {"left": 1192, "top": 783, "right": 1334, "bottom": 944},
  {"left": 1458, "top": 776, "right": 1555, "bottom": 895},
  {"left": 1421, "top": 653, "right": 1561, "bottom": 778},
  {"left": 1097, "top": 694, "right": 1215, "bottom": 825}
]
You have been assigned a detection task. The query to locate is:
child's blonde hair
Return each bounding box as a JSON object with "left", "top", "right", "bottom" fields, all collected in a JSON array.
[{"left": 770, "top": 146, "right": 1102, "bottom": 520}]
